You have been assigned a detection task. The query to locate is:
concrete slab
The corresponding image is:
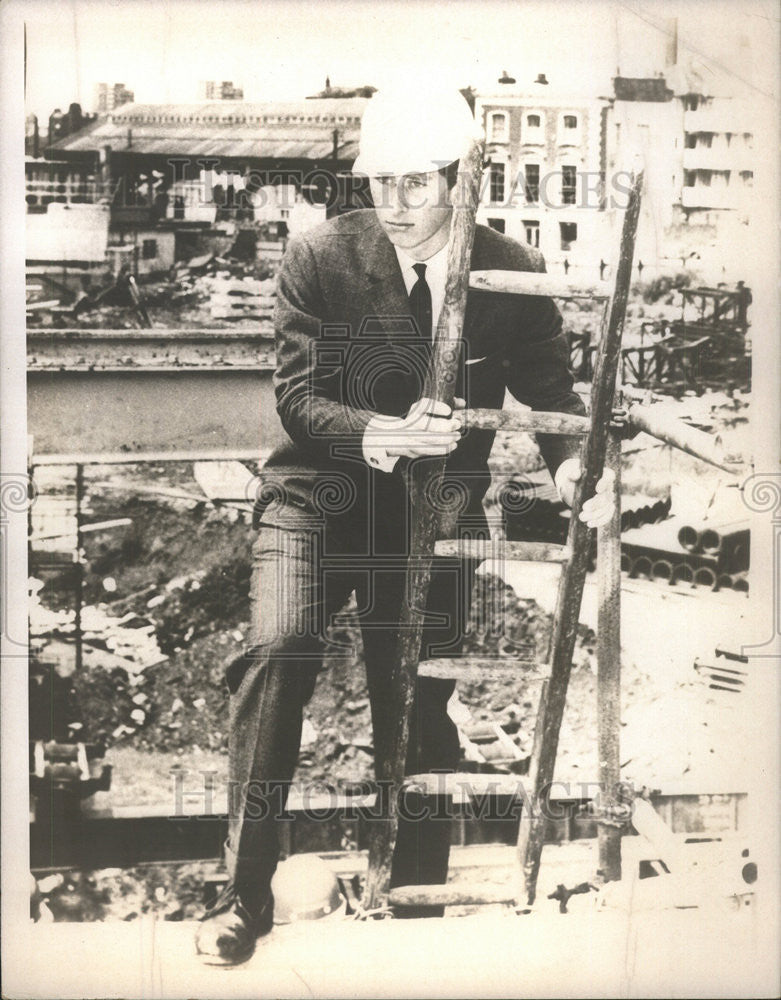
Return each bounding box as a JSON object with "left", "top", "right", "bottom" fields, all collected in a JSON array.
[{"left": 6, "top": 900, "right": 770, "bottom": 999}]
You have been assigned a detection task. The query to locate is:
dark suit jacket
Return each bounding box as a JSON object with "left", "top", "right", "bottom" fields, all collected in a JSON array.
[{"left": 260, "top": 209, "right": 585, "bottom": 553}]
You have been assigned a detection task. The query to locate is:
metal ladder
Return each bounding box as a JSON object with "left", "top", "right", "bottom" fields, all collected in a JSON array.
[{"left": 360, "top": 136, "right": 644, "bottom": 914}]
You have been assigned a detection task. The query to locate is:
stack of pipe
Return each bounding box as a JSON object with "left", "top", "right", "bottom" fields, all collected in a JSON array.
[
  {"left": 620, "top": 516, "right": 750, "bottom": 591},
  {"left": 500, "top": 473, "right": 749, "bottom": 592},
  {"left": 677, "top": 519, "right": 750, "bottom": 575},
  {"left": 619, "top": 494, "right": 672, "bottom": 531}
]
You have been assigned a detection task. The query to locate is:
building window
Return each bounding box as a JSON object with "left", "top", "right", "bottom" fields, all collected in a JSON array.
[
  {"left": 489, "top": 162, "right": 506, "bottom": 203},
  {"left": 683, "top": 95, "right": 699, "bottom": 111},
  {"left": 142, "top": 239, "right": 158, "bottom": 259},
  {"left": 559, "top": 222, "right": 577, "bottom": 251},
  {"left": 558, "top": 112, "right": 581, "bottom": 146},
  {"left": 523, "top": 220, "right": 540, "bottom": 248},
  {"left": 740, "top": 171, "right": 754, "bottom": 187},
  {"left": 523, "top": 112, "right": 544, "bottom": 144},
  {"left": 487, "top": 217, "right": 506, "bottom": 234},
  {"left": 524, "top": 163, "right": 540, "bottom": 203},
  {"left": 698, "top": 133, "right": 713, "bottom": 148},
  {"left": 489, "top": 112, "right": 508, "bottom": 142},
  {"left": 683, "top": 170, "right": 695, "bottom": 187},
  {"left": 685, "top": 133, "right": 697, "bottom": 149},
  {"left": 561, "top": 165, "right": 577, "bottom": 205}
]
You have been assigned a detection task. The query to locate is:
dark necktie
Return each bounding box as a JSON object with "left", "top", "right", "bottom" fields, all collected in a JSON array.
[{"left": 409, "top": 262, "right": 433, "bottom": 341}]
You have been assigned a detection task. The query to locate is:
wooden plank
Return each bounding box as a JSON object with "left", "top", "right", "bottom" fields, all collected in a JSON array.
[
  {"left": 192, "top": 459, "right": 256, "bottom": 502},
  {"left": 28, "top": 328, "right": 273, "bottom": 341},
  {"left": 516, "top": 171, "right": 644, "bottom": 907},
  {"left": 418, "top": 656, "right": 538, "bottom": 681},
  {"left": 31, "top": 517, "right": 132, "bottom": 542},
  {"left": 597, "top": 429, "right": 623, "bottom": 882},
  {"left": 32, "top": 448, "right": 263, "bottom": 467},
  {"left": 463, "top": 408, "right": 590, "bottom": 435},
  {"left": 470, "top": 270, "right": 609, "bottom": 300},
  {"left": 402, "top": 772, "right": 527, "bottom": 798},
  {"left": 361, "top": 137, "right": 486, "bottom": 913},
  {"left": 388, "top": 883, "right": 516, "bottom": 908},
  {"left": 434, "top": 539, "right": 570, "bottom": 562}
]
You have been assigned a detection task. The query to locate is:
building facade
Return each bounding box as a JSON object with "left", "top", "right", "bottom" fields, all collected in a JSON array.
[
  {"left": 474, "top": 79, "right": 611, "bottom": 280},
  {"left": 476, "top": 66, "right": 756, "bottom": 284},
  {"left": 200, "top": 81, "right": 245, "bottom": 101},
  {"left": 95, "top": 83, "right": 135, "bottom": 114}
]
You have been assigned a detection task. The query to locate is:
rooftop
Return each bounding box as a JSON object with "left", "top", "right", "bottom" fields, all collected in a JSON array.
[{"left": 48, "top": 98, "right": 370, "bottom": 161}]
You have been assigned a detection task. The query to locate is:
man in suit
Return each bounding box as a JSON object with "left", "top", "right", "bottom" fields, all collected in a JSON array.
[{"left": 196, "top": 87, "right": 614, "bottom": 965}]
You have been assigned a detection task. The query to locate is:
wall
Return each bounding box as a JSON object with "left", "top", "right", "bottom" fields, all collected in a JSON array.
[
  {"left": 27, "top": 369, "right": 285, "bottom": 455},
  {"left": 26, "top": 202, "right": 110, "bottom": 265},
  {"left": 107, "top": 229, "right": 177, "bottom": 276}
]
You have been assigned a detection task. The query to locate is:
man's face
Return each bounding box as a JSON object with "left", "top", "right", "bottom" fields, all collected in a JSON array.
[{"left": 370, "top": 170, "right": 454, "bottom": 261}]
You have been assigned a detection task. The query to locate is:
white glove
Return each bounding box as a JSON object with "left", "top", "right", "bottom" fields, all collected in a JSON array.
[{"left": 554, "top": 458, "right": 616, "bottom": 528}]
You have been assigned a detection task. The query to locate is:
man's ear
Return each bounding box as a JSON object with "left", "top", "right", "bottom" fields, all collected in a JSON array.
[{"left": 443, "top": 175, "right": 456, "bottom": 209}]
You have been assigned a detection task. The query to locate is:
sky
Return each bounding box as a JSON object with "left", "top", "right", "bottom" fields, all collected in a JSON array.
[{"left": 21, "top": 0, "right": 776, "bottom": 120}]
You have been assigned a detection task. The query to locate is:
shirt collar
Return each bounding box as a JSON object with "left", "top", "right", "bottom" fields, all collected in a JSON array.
[{"left": 393, "top": 241, "right": 449, "bottom": 283}]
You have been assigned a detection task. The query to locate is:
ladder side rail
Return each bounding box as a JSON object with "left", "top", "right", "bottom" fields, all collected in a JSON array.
[
  {"left": 361, "top": 137, "right": 486, "bottom": 912},
  {"left": 516, "top": 171, "right": 644, "bottom": 906},
  {"left": 596, "top": 428, "right": 623, "bottom": 881}
]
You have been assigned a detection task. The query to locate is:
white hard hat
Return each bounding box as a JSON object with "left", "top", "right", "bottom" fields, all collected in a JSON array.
[
  {"left": 353, "top": 85, "right": 482, "bottom": 177},
  {"left": 271, "top": 854, "right": 347, "bottom": 924}
]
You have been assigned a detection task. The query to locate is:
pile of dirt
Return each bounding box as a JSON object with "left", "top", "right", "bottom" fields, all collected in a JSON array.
[
  {"left": 35, "top": 464, "right": 591, "bottom": 778},
  {"left": 32, "top": 862, "right": 222, "bottom": 923}
]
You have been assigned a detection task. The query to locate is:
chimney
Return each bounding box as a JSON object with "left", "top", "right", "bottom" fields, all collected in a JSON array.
[
  {"left": 498, "top": 70, "right": 516, "bottom": 85},
  {"left": 534, "top": 73, "right": 549, "bottom": 86}
]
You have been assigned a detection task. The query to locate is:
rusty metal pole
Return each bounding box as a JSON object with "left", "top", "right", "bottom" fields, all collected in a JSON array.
[
  {"left": 74, "top": 463, "right": 84, "bottom": 674},
  {"left": 626, "top": 402, "right": 742, "bottom": 473},
  {"left": 597, "top": 427, "right": 622, "bottom": 881}
]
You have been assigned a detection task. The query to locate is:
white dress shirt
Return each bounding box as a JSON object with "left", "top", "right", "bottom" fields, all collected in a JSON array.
[
  {"left": 392, "top": 243, "right": 449, "bottom": 332},
  {"left": 362, "top": 243, "right": 450, "bottom": 473}
]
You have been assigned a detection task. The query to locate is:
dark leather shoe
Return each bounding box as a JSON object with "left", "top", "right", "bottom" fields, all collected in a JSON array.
[{"left": 195, "top": 883, "right": 274, "bottom": 966}]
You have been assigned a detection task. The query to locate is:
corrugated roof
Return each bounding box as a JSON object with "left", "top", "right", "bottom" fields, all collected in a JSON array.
[{"left": 49, "top": 98, "right": 368, "bottom": 161}]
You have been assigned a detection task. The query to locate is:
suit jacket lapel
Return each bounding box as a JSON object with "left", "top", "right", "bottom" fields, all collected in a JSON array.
[
  {"left": 461, "top": 227, "right": 489, "bottom": 352},
  {"left": 360, "top": 216, "right": 416, "bottom": 354}
]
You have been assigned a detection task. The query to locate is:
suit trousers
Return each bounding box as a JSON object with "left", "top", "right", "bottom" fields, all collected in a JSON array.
[{"left": 225, "top": 508, "right": 477, "bottom": 911}]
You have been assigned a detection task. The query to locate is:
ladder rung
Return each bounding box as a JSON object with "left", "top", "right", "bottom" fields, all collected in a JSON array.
[
  {"left": 464, "top": 408, "right": 590, "bottom": 435},
  {"left": 434, "top": 539, "right": 570, "bottom": 562},
  {"left": 469, "top": 269, "right": 609, "bottom": 300},
  {"left": 418, "top": 657, "right": 540, "bottom": 681},
  {"left": 388, "top": 883, "right": 516, "bottom": 908},
  {"left": 402, "top": 772, "right": 526, "bottom": 798}
]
